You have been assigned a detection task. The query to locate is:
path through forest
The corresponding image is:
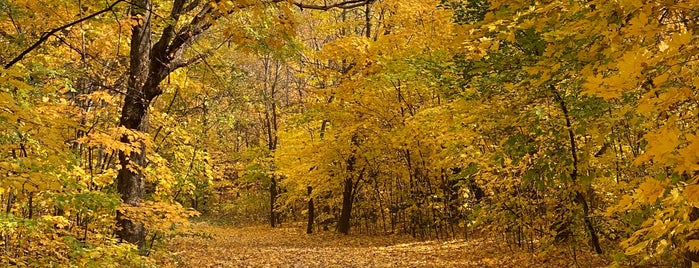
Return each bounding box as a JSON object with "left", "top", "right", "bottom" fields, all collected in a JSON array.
[{"left": 155, "top": 223, "right": 607, "bottom": 267}]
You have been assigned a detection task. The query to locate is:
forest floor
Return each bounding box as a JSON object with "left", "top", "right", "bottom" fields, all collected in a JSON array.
[{"left": 154, "top": 223, "right": 609, "bottom": 267}]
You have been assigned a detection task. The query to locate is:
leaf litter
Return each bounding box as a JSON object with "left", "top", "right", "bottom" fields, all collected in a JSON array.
[{"left": 155, "top": 223, "right": 608, "bottom": 267}]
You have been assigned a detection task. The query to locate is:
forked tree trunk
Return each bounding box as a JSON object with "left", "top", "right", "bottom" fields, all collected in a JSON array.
[{"left": 117, "top": 0, "right": 203, "bottom": 247}]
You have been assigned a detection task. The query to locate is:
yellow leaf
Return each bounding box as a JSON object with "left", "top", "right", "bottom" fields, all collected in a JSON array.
[
  {"left": 627, "top": 11, "right": 649, "bottom": 35},
  {"left": 688, "top": 240, "right": 699, "bottom": 252},
  {"left": 636, "top": 178, "right": 667, "bottom": 204},
  {"left": 656, "top": 239, "right": 669, "bottom": 254},
  {"left": 653, "top": 72, "right": 670, "bottom": 87},
  {"left": 617, "top": 52, "right": 644, "bottom": 77},
  {"left": 668, "top": 31, "right": 692, "bottom": 51},
  {"left": 635, "top": 124, "right": 681, "bottom": 166},
  {"left": 625, "top": 240, "right": 649, "bottom": 255},
  {"left": 677, "top": 134, "right": 699, "bottom": 173},
  {"left": 685, "top": 185, "right": 699, "bottom": 206},
  {"left": 620, "top": 0, "right": 643, "bottom": 8}
]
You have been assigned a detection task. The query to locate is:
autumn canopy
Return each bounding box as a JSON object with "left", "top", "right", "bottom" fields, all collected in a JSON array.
[{"left": 1, "top": 0, "right": 699, "bottom": 266}]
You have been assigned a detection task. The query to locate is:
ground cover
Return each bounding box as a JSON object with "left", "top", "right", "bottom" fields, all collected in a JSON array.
[{"left": 155, "top": 224, "right": 608, "bottom": 267}]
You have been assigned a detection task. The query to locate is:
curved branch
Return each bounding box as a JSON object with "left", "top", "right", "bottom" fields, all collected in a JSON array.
[
  {"left": 294, "top": 0, "right": 375, "bottom": 11},
  {"left": 3, "top": 0, "right": 126, "bottom": 69}
]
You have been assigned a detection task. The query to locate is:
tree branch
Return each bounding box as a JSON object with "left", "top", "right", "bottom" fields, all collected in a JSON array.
[
  {"left": 166, "top": 0, "right": 374, "bottom": 64},
  {"left": 3, "top": 0, "right": 126, "bottom": 69},
  {"left": 152, "top": 0, "right": 190, "bottom": 66},
  {"left": 294, "top": 0, "right": 375, "bottom": 11}
]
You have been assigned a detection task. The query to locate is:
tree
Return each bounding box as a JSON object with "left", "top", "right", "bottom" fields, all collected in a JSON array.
[
  {"left": 455, "top": 0, "right": 699, "bottom": 264},
  {"left": 276, "top": 0, "right": 459, "bottom": 236},
  {"left": 116, "top": 0, "right": 378, "bottom": 246}
]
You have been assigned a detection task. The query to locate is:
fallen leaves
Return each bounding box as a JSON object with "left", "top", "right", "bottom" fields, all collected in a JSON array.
[{"left": 155, "top": 223, "right": 608, "bottom": 267}]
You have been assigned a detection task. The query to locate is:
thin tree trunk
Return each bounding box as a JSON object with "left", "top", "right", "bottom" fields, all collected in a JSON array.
[
  {"left": 307, "top": 186, "right": 314, "bottom": 234},
  {"left": 270, "top": 176, "right": 278, "bottom": 227},
  {"left": 27, "top": 193, "right": 32, "bottom": 219},
  {"left": 551, "top": 85, "right": 602, "bottom": 254},
  {"left": 686, "top": 206, "right": 699, "bottom": 267},
  {"left": 5, "top": 192, "right": 13, "bottom": 214}
]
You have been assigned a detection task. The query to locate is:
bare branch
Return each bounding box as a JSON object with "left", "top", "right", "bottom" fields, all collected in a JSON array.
[
  {"left": 294, "top": 0, "right": 375, "bottom": 11},
  {"left": 172, "top": 36, "right": 231, "bottom": 70}
]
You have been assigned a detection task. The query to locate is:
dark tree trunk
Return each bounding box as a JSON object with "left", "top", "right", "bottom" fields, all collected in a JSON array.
[
  {"left": 27, "top": 193, "right": 33, "bottom": 219},
  {"left": 116, "top": 0, "right": 152, "bottom": 248},
  {"left": 307, "top": 186, "right": 314, "bottom": 234},
  {"left": 575, "top": 192, "right": 603, "bottom": 254},
  {"left": 337, "top": 152, "right": 359, "bottom": 235},
  {"left": 686, "top": 206, "right": 699, "bottom": 267},
  {"left": 337, "top": 177, "right": 354, "bottom": 235},
  {"left": 115, "top": 90, "right": 150, "bottom": 247},
  {"left": 551, "top": 85, "right": 603, "bottom": 254},
  {"left": 5, "top": 192, "right": 13, "bottom": 214},
  {"left": 270, "top": 176, "right": 278, "bottom": 227}
]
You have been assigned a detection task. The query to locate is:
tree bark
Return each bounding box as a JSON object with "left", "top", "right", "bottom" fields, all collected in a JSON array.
[
  {"left": 551, "top": 85, "right": 602, "bottom": 254},
  {"left": 686, "top": 206, "right": 699, "bottom": 267},
  {"left": 115, "top": 0, "right": 152, "bottom": 248},
  {"left": 337, "top": 152, "right": 357, "bottom": 234},
  {"left": 337, "top": 177, "right": 354, "bottom": 235},
  {"left": 337, "top": 153, "right": 357, "bottom": 235},
  {"left": 307, "top": 186, "right": 314, "bottom": 234},
  {"left": 337, "top": 150, "right": 367, "bottom": 235},
  {"left": 270, "top": 176, "right": 278, "bottom": 227}
]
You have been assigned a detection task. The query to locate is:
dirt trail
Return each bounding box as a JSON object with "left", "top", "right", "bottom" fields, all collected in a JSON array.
[{"left": 156, "top": 224, "right": 606, "bottom": 267}]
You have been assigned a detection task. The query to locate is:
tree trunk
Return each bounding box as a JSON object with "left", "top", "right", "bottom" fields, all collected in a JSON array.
[
  {"left": 337, "top": 177, "right": 354, "bottom": 235},
  {"left": 686, "top": 206, "right": 699, "bottom": 267},
  {"left": 575, "top": 192, "right": 603, "bottom": 254},
  {"left": 270, "top": 176, "right": 278, "bottom": 227},
  {"left": 307, "top": 186, "right": 314, "bottom": 234},
  {"left": 116, "top": 0, "right": 152, "bottom": 248},
  {"left": 551, "top": 85, "right": 603, "bottom": 254}
]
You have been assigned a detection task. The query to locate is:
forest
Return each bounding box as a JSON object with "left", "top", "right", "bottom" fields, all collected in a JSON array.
[{"left": 1, "top": 0, "right": 699, "bottom": 267}]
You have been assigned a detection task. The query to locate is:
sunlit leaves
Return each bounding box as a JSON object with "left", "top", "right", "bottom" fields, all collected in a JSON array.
[
  {"left": 119, "top": 201, "right": 199, "bottom": 235},
  {"left": 634, "top": 122, "right": 681, "bottom": 167},
  {"left": 3, "top": 0, "right": 699, "bottom": 265}
]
